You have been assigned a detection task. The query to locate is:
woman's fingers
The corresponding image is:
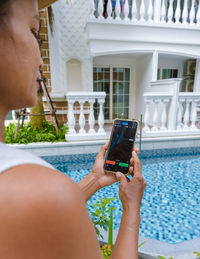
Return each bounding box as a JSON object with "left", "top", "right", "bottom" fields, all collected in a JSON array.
[
  {"left": 98, "top": 141, "right": 109, "bottom": 158},
  {"left": 132, "top": 151, "right": 143, "bottom": 178},
  {"left": 116, "top": 172, "right": 128, "bottom": 184}
]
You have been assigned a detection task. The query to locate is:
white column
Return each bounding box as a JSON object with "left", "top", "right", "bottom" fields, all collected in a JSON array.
[
  {"left": 124, "top": 0, "right": 129, "bottom": 20},
  {"left": 132, "top": 0, "right": 138, "bottom": 21},
  {"left": 152, "top": 98, "right": 160, "bottom": 131},
  {"left": 161, "top": 0, "right": 166, "bottom": 23},
  {"left": 67, "top": 99, "right": 76, "bottom": 134},
  {"left": 88, "top": 99, "right": 96, "bottom": 133},
  {"left": 152, "top": 51, "right": 159, "bottom": 81},
  {"left": 115, "top": 0, "right": 121, "bottom": 20},
  {"left": 175, "top": 0, "right": 181, "bottom": 24},
  {"left": 160, "top": 98, "right": 170, "bottom": 130},
  {"left": 182, "top": 0, "right": 188, "bottom": 24},
  {"left": 107, "top": 0, "right": 113, "bottom": 19},
  {"left": 153, "top": 0, "right": 162, "bottom": 22},
  {"left": 190, "top": 99, "right": 198, "bottom": 129},
  {"left": 177, "top": 99, "right": 183, "bottom": 130},
  {"left": 147, "top": 0, "right": 153, "bottom": 22},
  {"left": 98, "top": 97, "right": 106, "bottom": 133},
  {"left": 143, "top": 99, "right": 151, "bottom": 131},
  {"left": 167, "top": 0, "right": 174, "bottom": 23},
  {"left": 140, "top": 0, "right": 146, "bottom": 22},
  {"left": 79, "top": 100, "right": 86, "bottom": 134},
  {"left": 189, "top": 0, "right": 195, "bottom": 24},
  {"left": 193, "top": 59, "right": 200, "bottom": 92},
  {"left": 98, "top": 0, "right": 104, "bottom": 19},
  {"left": 183, "top": 99, "right": 191, "bottom": 129}
]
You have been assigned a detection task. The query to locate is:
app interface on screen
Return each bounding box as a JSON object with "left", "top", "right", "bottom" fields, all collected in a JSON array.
[{"left": 104, "top": 120, "right": 138, "bottom": 174}]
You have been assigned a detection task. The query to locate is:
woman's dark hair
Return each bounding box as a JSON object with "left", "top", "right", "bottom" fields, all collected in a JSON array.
[{"left": 0, "top": 0, "right": 11, "bottom": 18}]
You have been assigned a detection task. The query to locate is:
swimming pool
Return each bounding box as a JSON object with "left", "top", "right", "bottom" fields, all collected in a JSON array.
[{"left": 42, "top": 147, "right": 200, "bottom": 244}]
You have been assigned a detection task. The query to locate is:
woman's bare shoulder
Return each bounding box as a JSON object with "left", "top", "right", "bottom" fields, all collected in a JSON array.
[{"left": 0, "top": 164, "right": 102, "bottom": 259}]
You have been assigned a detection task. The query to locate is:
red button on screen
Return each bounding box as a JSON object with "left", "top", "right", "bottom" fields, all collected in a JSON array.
[{"left": 106, "top": 160, "right": 116, "bottom": 165}]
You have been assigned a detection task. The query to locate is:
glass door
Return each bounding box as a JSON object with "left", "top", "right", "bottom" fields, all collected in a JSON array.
[
  {"left": 93, "top": 67, "right": 130, "bottom": 121},
  {"left": 112, "top": 68, "right": 130, "bottom": 119}
]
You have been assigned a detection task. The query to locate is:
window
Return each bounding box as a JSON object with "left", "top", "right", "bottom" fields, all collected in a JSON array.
[
  {"left": 93, "top": 67, "right": 130, "bottom": 121},
  {"left": 157, "top": 68, "right": 178, "bottom": 80}
]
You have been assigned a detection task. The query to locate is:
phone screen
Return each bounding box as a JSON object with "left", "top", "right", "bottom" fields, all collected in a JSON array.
[{"left": 104, "top": 120, "right": 138, "bottom": 174}]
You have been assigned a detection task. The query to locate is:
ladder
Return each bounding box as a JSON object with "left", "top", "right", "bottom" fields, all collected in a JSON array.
[{"left": 14, "top": 73, "right": 59, "bottom": 139}]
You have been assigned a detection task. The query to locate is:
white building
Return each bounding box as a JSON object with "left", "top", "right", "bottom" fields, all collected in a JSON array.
[
  {"left": 14, "top": 0, "right": 200, "bottom": 144},
  {"left": 47, "top": 0, "right": 200, "bottom": 142}
]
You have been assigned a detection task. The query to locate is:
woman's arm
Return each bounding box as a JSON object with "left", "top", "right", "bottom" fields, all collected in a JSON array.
[
  {"left": 110, "top": 152, "right": 146, "bottom": 259},
  {"left": 78, "top": 142, "right": 117, "bottom": 201}
]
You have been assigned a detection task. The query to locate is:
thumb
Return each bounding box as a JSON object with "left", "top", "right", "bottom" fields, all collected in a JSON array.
[
  {"left": 99, "top": 141, "right": 109, "bottom": 158},
  {"left": 116, "top": 172, "right": 127, "bottom": 184}
]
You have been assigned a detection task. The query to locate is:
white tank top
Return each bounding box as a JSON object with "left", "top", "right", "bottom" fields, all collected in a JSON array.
[{"left": 0, "top": 142, "right": 54, "bottom": 173}]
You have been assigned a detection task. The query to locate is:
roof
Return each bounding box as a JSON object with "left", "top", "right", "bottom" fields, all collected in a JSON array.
[{"left": 38, "top": 0, "right": 58, "bottom": 10}]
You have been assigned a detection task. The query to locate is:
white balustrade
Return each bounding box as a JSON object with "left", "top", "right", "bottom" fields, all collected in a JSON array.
[
  {"left": 132, "top": 0, "right": 137, "bottom": 21},
  {"left": 147, "top": 0, "right": 153, "bottom": 22},
  {"left": 115, "top": 0, "right": 121, "bottom": 20},
  {"left": 140, "top": 0, "right": 146, "bottom": 22},
  {"left": 182, "top": 0, "right": 188, "bottom": 24},
  {"left": 152, "top": 98, "right": 160, "bottom": 131},
  {"left": 124, "top": 0, "right": 129, "bottom": 21},
  {"left": 98, "top": 0, "right": 104, "bottom": 19},
  {"left": 90, "top": 0, "right": 95, "bottom": 19},
  {"left": 88, "top": 99, "right": 95, "bottom": 133},
  {"left": 160, "top": 98, "right": 170, "bottom": 130},
  {"left": 89, "top": 0, "right": 200, "bottom": 27},
  {"left": 143, "top": 99, "right": 151, "bottom": 131},
  {"left": 143, "top": 87, "right": 200, "bottom": 134},
  {"left": 79, "top": 100, "right": 86, "bottom": 133},
  {"left": 197, "top": 2, "right": 200, "bottom": 25},
  {"left": 143, "top": 93, "right": 172, "bottom": 132},
  {"left": 67, "top": 99, "right": 76, "bottom": 134},
  {"left": 175, "top": 0, "right": 181, "bottom": 24},
  {"left": 161, "top": 0, "right": 166, "bottom": 23},
  {"left": 178, "top": 93, "right": 200, "bottom": 131},
  {"left": 167, "top": 0, "right": 174, "bottom": 24},
  {"left": 190, "top": 0, "right": 196, "bottom": 24},
  {"left": 107, "top": 0, "right": 113, "bottom": 19},
  {"left": 66, "top": 92, "right": 106, "bottom": 141},
  {"left": 177, "top": 100, "right": 183, "bottom": 130}
]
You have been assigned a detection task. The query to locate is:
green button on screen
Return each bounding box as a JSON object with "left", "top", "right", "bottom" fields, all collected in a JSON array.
[{"left": 119, "top": 162, "right": 129, "bottom": 168}]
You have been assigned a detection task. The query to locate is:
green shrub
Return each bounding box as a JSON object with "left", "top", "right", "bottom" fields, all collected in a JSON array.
[
  {"left": 5, "top": 122, "right": 68, "bottom": 144},
  {"left": 90, "top": 197, "right": 116, "bottom": 240}
]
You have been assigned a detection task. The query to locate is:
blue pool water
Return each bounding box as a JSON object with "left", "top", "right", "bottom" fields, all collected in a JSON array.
[{"left": 42, "top": 147, "right": 200, "bottom": 244}]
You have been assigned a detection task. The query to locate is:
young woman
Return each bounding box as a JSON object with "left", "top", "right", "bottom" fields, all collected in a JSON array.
[{"left": 0, "top": 0, "right": 146, "bottom": 258}]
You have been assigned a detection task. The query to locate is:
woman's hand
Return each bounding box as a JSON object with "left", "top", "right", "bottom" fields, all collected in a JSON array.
[
  {"left": 91, "top": 142, "right": 117, "bottom": 189},
  {"left": 116, "top": 151, "right": 146, "bottom": 213}
]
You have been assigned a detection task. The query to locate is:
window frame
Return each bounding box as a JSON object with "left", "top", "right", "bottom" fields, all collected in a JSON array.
[{"left": 93, "top": 65, "right": 131, "bottom": 123}]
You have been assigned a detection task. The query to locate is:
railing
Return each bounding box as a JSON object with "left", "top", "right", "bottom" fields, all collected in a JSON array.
[
  {"left": 66, "top": 92, "right": 107, "bottom": 141},
  {"left": 90, "top": 0, "right": 200, "bottom": 26},
  {"left": 143, "top": 80, "right": 200, "bottom": 133}
]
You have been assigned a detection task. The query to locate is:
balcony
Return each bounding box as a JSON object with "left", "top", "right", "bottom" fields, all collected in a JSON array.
[
  {"left": 87, "top": 0, "right": 200, "bottom": 57},
  {"left": 143, "top": 79, "right": 200, "bottom": 137}
]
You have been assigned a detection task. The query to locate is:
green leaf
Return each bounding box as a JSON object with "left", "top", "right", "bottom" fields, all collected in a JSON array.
[
  {"left": 157, "top": 256, "right": 166, "bottom": 259},
  {"left": 138, "top": 240, "right": 148, "bottom": 248},
  {"left": 108, "top": 210, "right": 113, "bottom": 248}
]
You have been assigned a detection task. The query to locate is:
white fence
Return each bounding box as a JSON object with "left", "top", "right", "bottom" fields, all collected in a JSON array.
[
  {"left": 91, "top": 0, "right": 200, "bottom": 26},
  {"left": 66, "top": 92, "right": 107, "bottom": 141},
  {"left": 143, "top": 79, "right": 200, "bottom": 134}
]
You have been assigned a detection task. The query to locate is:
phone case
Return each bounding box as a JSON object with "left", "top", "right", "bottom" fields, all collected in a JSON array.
[{"left": 104, "top": 118, "right": 139, "bottom": 175}]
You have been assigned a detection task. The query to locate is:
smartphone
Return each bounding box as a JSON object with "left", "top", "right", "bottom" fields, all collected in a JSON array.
[{"left": 104, "top": 119, "right": 139, "bottom": 175}]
